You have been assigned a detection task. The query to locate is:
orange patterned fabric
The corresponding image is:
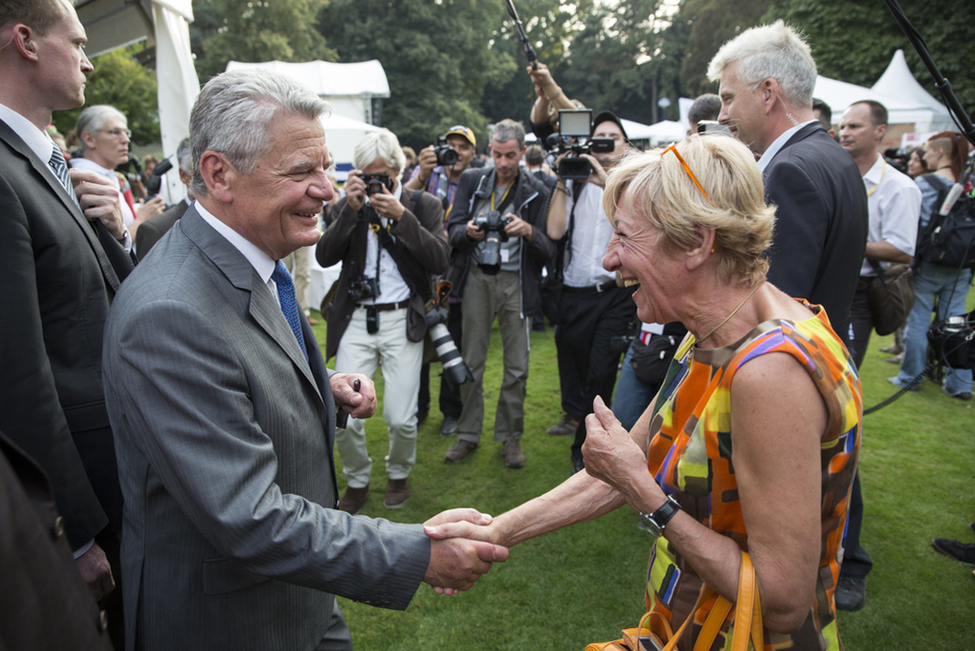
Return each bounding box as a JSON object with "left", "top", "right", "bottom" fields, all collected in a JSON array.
[{"left": 643, "top": 302, "right": 861, "bottom": 651}]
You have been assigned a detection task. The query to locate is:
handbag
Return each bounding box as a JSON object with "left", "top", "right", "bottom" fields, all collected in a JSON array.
[
  {"left": 584, "top": 551, "right": 763, "bottom": 651},
  {"left": 866, "top": 260, "right": 914, "bottom": 336}
]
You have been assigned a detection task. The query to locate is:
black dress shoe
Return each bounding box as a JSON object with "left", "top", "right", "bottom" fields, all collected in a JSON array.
[
  {"left": 834, "top": 575, "right": 866, "bottom": 611},
  {"left": 932, "top": 538, "right": 975, "bottom": 566}
]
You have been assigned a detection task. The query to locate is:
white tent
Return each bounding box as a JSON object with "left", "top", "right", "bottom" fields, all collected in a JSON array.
[
  {"left": 318, "top": 114, "right": 383, "bottom": 181},
  {"left": 76, "top": 0, "right": 199, "bottom": 204},
  {"left": 871, "top": 49, "right": 954, "bottom": 132},
  {"left": 622, "top": 119, "right": 685, "bottom": 146},
  {"left": 813, "top": 76, "right": 929, "bottom": 125}
]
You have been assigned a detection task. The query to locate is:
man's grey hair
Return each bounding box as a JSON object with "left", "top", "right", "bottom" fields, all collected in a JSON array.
[
  {"left": 706, "top": 20, "right": 817, "bottom": 109},
  {"left": 490, "top": 119, "right": 525, "bottom": 148},
  {"left": 75, "top": 105, "right": 126, "bottom": 155},
  {"left": 176, "top": 137, "right": 192, "bottom": 174},
  {"left": 352, "top": 128, "right": 405, "bottom": 173},
  {"left": 189, "top": 69, "right": 330, "bottom": 196}
]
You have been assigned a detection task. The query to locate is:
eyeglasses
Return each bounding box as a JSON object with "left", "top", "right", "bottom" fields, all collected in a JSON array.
[
  {"left": 662, "top": 144, "right": 711, "bottom": 204},
  {"left": 101, "top": 128, "right": 132, "bottom": 139}
]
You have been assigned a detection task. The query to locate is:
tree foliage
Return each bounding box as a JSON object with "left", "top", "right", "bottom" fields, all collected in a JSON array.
[
  {"left": 52, "top": 44, "right": 159, "bottom": 145},
  {"left": 764, "top": 0, "right": 975, "bottom": 114},
  {"left": 191, "top": 0, "right": 336, "bottom": 83}
]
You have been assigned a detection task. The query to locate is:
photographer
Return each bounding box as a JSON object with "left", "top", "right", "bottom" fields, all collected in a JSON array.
[
  {"left": 545, "top": 111, "right": 636, "bottom": 474},
  {"left": 443, "top": 119, "right": 554, "bottom": 468},
  {"left": 405, "top": 125, "right": 477, "bottom": 436},
  {"left": 316, "top": 129, "right": 449, "bottom": 513}
]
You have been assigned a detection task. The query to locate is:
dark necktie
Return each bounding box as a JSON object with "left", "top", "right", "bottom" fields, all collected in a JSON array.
[
  {"left": 272, "top": 260, "right": 308, "bottom": 360},
  {"left": 48, "top": 146, "right": 81, "bottom": 208}
]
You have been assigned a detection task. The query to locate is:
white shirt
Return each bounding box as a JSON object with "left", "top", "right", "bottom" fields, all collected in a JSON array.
[
  {"left": 195, "top": 201, "right": 283, "bottom": 303},
  {"left": 70, "top": 156, "right": 137, "bottom": 227},
  {"left": 360, "top": 182, "right": 411, "bottom": 304},
  {"left": 859, "top": 155, "right": 922, "bottom": 276},
  {"left": 757, "top": 120, "right": 820, "bottom": 172},
  {"left": 563, "top": 180, "right": 617, "bottom": 287}
]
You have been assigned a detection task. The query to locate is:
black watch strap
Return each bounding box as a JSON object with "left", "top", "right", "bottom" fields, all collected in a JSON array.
[{"left": 640, "top": 495, "right": 681, "bottom": 537}]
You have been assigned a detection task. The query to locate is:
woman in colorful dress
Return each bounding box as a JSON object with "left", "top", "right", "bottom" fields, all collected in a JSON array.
[{"left": 429, "top": 135, "right": 862, "bottom": 650}]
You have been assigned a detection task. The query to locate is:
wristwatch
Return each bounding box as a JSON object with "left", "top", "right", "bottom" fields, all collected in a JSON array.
[{"left": 639, "top": 495, "right": 681, "bottom": 538}]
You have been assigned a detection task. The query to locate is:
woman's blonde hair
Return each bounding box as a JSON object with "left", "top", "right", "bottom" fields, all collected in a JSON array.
[{"left": 603, "top": 135, "right": 775, "bottom": 285}]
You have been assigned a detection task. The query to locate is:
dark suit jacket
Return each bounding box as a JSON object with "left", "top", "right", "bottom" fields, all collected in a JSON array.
[
  {"left": 134, "top": 198, "right": 189, "bottom": 261},
  {"left": 763, "top": 123, "right": 868, "bottom": 345},
  {"left": 317, "top": 189, "right": 449, "bottom": 360},
  {"left": 0, "top": 119, "right": 132, "bottom": 550},
  {"left": 103, "top": 207, "right": 430, "bottom": 651},
  {"left": 0, "top": 431, "right": 114, "bottom": 651}
]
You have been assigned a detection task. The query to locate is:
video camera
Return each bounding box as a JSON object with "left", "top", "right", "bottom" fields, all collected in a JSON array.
[
  {"left": 474, "top": 210, "right": 513, "bottom": 275},
  {"left": 361, "top": 173, "right": 394, "bottom": 196},
  {"left": 544, "top": 109, "right": 615, "bottom": 181},
  {"left": 433, "top": 135, "right": 459, "bottom": 167}
]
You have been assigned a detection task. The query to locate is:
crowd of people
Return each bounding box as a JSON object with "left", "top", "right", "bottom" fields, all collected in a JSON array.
[{"left": 2, "top": 0, "right": 973, "bottom": 649}]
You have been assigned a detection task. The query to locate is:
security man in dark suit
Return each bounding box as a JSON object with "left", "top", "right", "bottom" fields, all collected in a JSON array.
[{"left": 0, "top": 0, "right": 135, "bottom": 643}]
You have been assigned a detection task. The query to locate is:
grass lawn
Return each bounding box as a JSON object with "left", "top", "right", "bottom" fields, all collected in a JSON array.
[{"left": 309, "top": 294, "right": 974, "bottom": 651}]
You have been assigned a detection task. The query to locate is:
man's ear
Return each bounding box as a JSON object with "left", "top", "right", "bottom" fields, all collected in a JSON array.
[
  {"left": 685, "top": 225, "right": 716, "bottom": 271},
  {"left": 761, "top": 78, "right": 779, "bottom": 115},
  {"left": 12, "top": 25, "right": 39, "bottom": 61},
  {"left": 199, "top": 151, "right": 234, "bottom": 203}
]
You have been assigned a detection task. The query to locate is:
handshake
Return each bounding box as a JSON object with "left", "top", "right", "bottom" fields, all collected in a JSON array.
[{"left": 421, "top": 508, "right": 509, "bottom": 596}]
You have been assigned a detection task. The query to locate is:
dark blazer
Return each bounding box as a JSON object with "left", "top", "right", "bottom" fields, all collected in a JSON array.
[
  {"left": 103, "top": 206, "right": 430, "bottom": 651},
  {"left": 446, "top": 166, "right": 554, "bottom": 314},
  {"left": 0, "top": 431, "right": 114, "bottom": 651},
  {"left": 0, "top": 119, "right": 132, "bottom": 550},
  {"left": 763, "top": 123, "right": 868, "bottom": 345},
  {"left": 134, "top": 197, "right": 189, "bottom": 261},
  {"left": 316, "top": 189, "right": 449, "bottom": 360}
]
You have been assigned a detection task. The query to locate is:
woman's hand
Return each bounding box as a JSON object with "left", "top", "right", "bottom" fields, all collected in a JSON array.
[{"left": 581, "top": 396, "right": 653, "bottom": 499}]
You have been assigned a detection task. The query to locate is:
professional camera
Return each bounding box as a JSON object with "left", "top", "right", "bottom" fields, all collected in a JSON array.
[
  {"left": 474, "top": 210, "right": 513, "bottom": 274},
  {"left": 433, "top": 135, "right": 459, "bottom": 167},
  {"left": 544, "top": 109, "right": 615, "bottom": 181},
  {"left": 348, "top": 276, "right": 379, "bottom": 303},
  {"left": 361, "top": 173, "right": 394, "bottom": 196},
  {"left": 426, "top": 304, "right": 474, "bottom": 387},
  {"left": 928, "top": 310, "right": 975, "bottom": 371}
]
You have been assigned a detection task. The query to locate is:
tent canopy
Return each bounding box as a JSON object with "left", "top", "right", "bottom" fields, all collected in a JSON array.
[
  {"left": 226, "top": 60, "right": 390, "bottom": 98},
  {"left": 871, "top": 49, "right": 953, "bottom": 132}
]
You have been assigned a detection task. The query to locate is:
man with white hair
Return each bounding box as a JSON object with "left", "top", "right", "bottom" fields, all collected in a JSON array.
[
  {"left": 103, "top": 70, "right": 505, "bottom": 650},
  {"left": 708, "top": 20, "right": 868, "bottom": 348},
  {"left": 317, "top": 128, "right": 449, "bottom": 513}
]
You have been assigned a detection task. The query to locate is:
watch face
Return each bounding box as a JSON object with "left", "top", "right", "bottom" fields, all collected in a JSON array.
[{"left": 639, "top": 513, "right": 663, "bottom": 537}]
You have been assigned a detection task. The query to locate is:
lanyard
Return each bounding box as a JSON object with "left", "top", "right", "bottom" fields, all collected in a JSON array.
[
  {"left": 491, "top": 184, "right": 511, "bottom": 211},
  {"left": 867, "top": 159, "right": 886, "bottom": 198}
]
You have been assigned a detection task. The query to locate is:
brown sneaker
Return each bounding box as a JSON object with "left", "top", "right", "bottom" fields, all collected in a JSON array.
[
  {"left": 383, "top": 478, "right": 410, "bottom": 509},
  {"left": 444, "top": 439, "right": 478, "bottom": 463},
  {"left": 546, "top": 414, "right": 580, "bottom": 436},
  {"left": 338, "top": 485, "right": 369, "bottom": 515},
  {"left": 501, "top": 439, "right": 525, "bottom": 469}
]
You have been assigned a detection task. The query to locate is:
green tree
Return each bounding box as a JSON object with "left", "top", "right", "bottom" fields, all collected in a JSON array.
[
  {"left": 191, "top": 0, "right": 336, "bottom": 83},
  {"left": 318, "top": 0, "right": 519, "bottom": 149},
  {"left": 52, "top": 43, "right": 159, "bottom": 145},
  {"left": 678, "top": 0, "right": 770, "bottom": 98},
  {"left": 764, "top": 0, "right": 975, "bottom": 114}
]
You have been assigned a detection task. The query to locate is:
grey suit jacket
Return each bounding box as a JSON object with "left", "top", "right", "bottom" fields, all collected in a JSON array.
[
  {"left": 134, "top": 197, "right": 189, "bottom": 261},
  {"left": 0, "top": 118, "right": 131, "bottom": 549},
  {"left": 103, "top": 206, "right": 431, "bottom": 651}
]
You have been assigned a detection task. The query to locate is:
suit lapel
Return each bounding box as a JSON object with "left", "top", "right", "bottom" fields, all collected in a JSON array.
[{"left": 0, "top": 122, "right": 125, "bottom": 292}]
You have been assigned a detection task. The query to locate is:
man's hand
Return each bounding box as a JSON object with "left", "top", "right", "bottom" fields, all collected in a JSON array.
[
  {"left": 344, "top": 171, "right": 367, "bottom": 213},
  {"left": 75, "top": 541, "right": 116, "bottom": 601},
  {"left": 423, "top": 532, "right": 508, "bottom": 595},
  {"left": 69, "top": 169, "right": 126, "bottom": 239},
  {"left": 465, "top": 218, "right": 487, "bottom": 242},
  {"left": 136, "top": 196, "right": 166, "bottom": 222},
  {"left": 528, "top": 62, "right": 558, "bottom": 100},
  {"left": 368, "top": 184, "right": 405, "bottom": 222},
  {"left": 330, "top": 372, "right": 376, "bottom": 420},
  {"left": 504, "top": 214, "right": 534, "bottom": 240},
  {"left": 581, "top": 154, "right": 609, "bottom": 187},
  {"left": 415, "top": 146, "right": 438, "bottom": 183}
]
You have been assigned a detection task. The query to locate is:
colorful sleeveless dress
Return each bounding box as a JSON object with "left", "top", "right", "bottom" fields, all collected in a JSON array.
[{"left": 644, "top": 302, "right": 861, "bottom": 651}]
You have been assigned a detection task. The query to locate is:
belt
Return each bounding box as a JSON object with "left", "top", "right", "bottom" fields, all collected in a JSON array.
[
  {"left": 357, "top": 299, "right": 410, "bottom": 312},
  {"left": 563, "top": 280, "right": 618, "bottom": 294}
]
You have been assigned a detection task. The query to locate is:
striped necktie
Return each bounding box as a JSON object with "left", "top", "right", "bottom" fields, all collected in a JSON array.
[
  {"left": 272, "top": 260, "right": 308, "bottom": 360},
  {"left": 48, "top": 146, "right": 81, "bottom": 208}
]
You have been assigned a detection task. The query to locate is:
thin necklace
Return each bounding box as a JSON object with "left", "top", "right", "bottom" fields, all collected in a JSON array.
[{"left": 695, "top": 281, "right": 765, "bottom": 346}]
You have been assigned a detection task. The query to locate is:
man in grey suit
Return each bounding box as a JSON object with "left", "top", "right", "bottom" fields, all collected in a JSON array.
[
  {"left": 135, "top": 136, "right": 193, "bottom": 260},
  {"left": 0, "top": 0, "right": 136, "bottom": 631},
  {"left": 103, "top": 69, "right": 507, "bottom": 651}
]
